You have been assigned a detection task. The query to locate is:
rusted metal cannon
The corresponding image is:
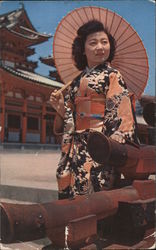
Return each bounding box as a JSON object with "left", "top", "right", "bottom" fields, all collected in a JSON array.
[
  {"left": 87, "top": 131, "right": 155, "bottom": 180},
  {"left": 0, "top": 180, "right": 155, "bottom": 249},
  {"left": 136, "top": 95, "right": 156, "bottom": 146},
  {"left": 139, "top": 94, "right": 156, "bottom": 127}
]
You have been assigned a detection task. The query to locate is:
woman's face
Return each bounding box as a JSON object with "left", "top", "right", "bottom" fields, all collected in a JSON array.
[{"left": 84, "top": 31, "right": 110, "bottom": 68}]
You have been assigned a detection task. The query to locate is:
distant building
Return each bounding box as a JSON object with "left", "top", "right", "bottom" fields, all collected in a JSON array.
[
  {"left": 39, "top": 56, "right": 62, "bottom": 82},
  {"left": 0, "top": 6, "right": 63, "bottom": 144}
]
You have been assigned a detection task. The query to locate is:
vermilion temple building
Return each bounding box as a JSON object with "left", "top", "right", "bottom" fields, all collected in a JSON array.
[
  {"left": 0, "top": 6, "right": 153, "bottom": 146},
  {"left": 0, "top": 6, "right": 63, "bottom": 145}
]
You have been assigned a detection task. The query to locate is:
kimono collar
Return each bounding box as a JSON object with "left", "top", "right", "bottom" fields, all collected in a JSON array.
[{"left": 85, "top": 62, "right": 109, "bottom": 74}]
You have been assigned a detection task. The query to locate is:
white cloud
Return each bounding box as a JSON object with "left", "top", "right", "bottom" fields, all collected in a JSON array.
[{"left": 148, "top": 0, "right": 155, "bottom": 3}]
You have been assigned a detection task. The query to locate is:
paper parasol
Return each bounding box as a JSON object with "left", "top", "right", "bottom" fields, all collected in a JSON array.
[{"left": 53, "top": 6, "right": 149, "bottom": 99}]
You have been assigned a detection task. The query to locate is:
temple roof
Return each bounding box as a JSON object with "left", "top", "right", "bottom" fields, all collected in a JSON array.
[
  {"left": 0, "top": 8, "right": 26, "bottom": 29},
  {"left": 0, "top": 6, "right": 52, "bottom": 44},
  {"left": 1, "top": 64, "right": 63, "bottom": 89},
  {"left": 39, "top": 56, "right": 55, "bottom": 67}
]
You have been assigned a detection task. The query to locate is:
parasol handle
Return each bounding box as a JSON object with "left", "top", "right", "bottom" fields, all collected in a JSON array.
[{"left": 53, "top": 80, "right": 72, "bottom": 97}]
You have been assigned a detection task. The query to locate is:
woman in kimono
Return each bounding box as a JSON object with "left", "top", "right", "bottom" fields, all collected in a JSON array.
[{"left": 50, "top": 20, "right": 138, "bottom": 200}]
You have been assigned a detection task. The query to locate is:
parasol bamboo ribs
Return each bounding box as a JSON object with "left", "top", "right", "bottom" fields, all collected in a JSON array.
[{"left": 52, "top": 80, "right": 72, "bottom": 97}]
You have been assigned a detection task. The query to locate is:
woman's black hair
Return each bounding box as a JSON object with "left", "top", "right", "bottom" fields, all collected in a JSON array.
[{"left": 72, "top": 20, "right": 116, "bottom": 70}]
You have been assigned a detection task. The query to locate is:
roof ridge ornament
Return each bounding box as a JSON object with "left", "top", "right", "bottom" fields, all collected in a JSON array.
[{"left": 19, "top": 2, "right": 25, "bottom": 10}]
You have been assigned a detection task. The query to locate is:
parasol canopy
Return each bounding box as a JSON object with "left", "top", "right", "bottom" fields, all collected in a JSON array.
[{"left": 53, "top": 6, "right": 149, "bottom": 99}]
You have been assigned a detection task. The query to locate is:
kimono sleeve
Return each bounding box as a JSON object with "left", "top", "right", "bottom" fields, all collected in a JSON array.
[
  {"left": 103, "top": 70, "right": 136, "bottom": 141},
  {"left": 61, "top": 86, "right": 75, "bottom": 154}
]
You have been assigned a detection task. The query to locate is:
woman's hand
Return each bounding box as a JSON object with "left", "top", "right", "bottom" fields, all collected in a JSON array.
[
  {"left": 110, "top": 131, "right": 125, "bottom": 143},
  {"left": 49, "top": 90, "right": 65, "bottom": 118}
]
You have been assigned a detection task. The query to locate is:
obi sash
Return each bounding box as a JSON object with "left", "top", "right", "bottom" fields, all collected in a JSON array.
[{"left": 74, "top": 77, "right": 105, "bottom": 131}]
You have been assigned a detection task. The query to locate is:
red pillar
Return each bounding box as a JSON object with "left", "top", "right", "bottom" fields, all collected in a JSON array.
[
  {"left": 22, "top": 98, "right": 27, "bottom": 143},
  {"left": 41, "top": 102, "right": 46, "bottom": 144},
  {"left": 0, "top": 86, "right": 5, "bottom": 143}
]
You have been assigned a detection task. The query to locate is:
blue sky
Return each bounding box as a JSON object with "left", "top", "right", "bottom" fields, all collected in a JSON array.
[{"left": 0, "top": 0, "right": 155, "bottom": 96}]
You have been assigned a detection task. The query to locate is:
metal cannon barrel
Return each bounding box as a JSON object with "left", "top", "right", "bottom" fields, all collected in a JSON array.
[
  {"left": 143, "top": 102, "right": 156, "bottom": 127},
  {"left": 0, "top": 184, "right": 147, "bottom": 247},
  {"left": 1, "top": 179, "right": 155, "bottom": 248},
  {"left": 139, "top": 95, "right": 156, "bottom": 127},
  {"left": 87, "top": 131, "right": 155, "bottom": 179},
  {"left": 139, "top": 95, "right": 155, "bottom": 107}
]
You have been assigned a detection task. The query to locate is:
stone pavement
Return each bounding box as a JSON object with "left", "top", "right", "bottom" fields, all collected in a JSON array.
[
  {"left": 0, "top": 148, "right": 61, "bottom": 249},
  {"left": 0, "top": 149, "right": 61, "bottom": 202},
  {"left": 0, "top": 238, "right": 52, "bottom": 250}
]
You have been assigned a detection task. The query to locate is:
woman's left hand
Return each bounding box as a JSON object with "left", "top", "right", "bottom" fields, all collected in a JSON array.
[{"left": 110, "top": 132, "right": 125, "bottom": 143}]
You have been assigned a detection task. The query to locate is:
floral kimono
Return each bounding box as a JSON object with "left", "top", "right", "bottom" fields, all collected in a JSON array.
[{"left": 56, "top": 62, "right": 137, "bottom": 199}]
